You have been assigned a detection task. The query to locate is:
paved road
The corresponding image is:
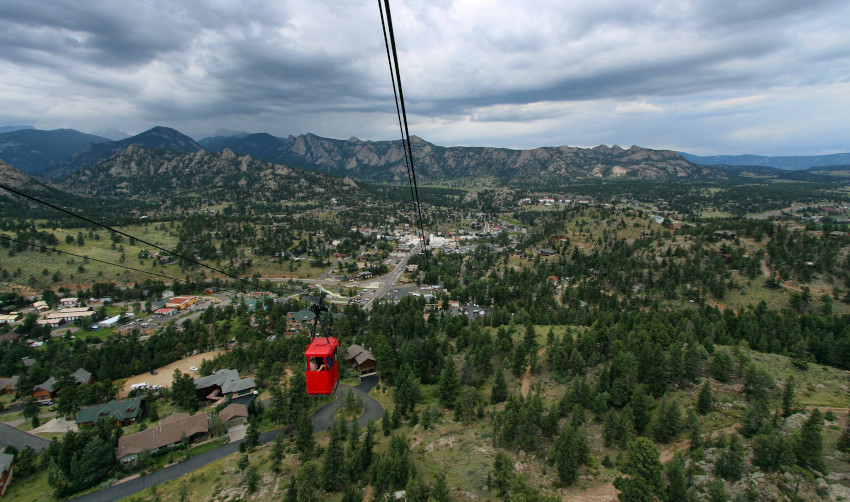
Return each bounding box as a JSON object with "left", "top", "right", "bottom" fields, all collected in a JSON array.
[
  {"left": 72, "top": 375, "right": 382, "bottom": 502},
  {"left": 311, "top": 374, "right": 381, "bottom": 432},
  {"left": 0, "top": 421, "right": 49, "bottom": 452},
  {"left": 0, "top": 402, "right": 24, "bottom": 415},
  {"left": 363, "top": 244, "right": 420, "bottom": 311}
]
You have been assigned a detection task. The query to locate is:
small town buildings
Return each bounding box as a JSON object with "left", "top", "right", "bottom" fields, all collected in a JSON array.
[
  {"left": 0, "top": 376, "right": 18, "bottom": 394},
  {"left": 59, "top": 298, "right": 78, "bottom": 308},
  {"left": 76, "top": 395, "right": 144, "bottom": 427},
  {"left": 0, "top": 453, "right": 14, "bottom": 497},
  {"left": 31, "top": 369, "right": 93, "bottom": 402},
  {"left": 36, "top": 317, "right": 65, "bottom": 328},
  {"left": 45, "top": 307, "right": 94, "bottom": 323},
  {"left": 0, "top": 313, "right": 22, "bottom": 325},
  {"left": 32, "top": 301, "right": 49, "bottom": 311},
  {"left": 165, "top": 296, "right": 199, "bottom": 310},
  {"left": 96, "top": 315, "right": 122, "bottom": 328},
  {"left": 154, "top": 307, "right": 176, "bottom": 316},
  {"left": 116, "top": 413, "right": 210, "bottom": 463},
  {"left": 346, "top": 344, "right": 377, "bottom": 375}
]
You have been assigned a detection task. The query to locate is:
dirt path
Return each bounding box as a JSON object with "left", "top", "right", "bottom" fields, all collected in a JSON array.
[
  {"left": 119, "top": 351, "right": 226, "bottom": 397},
  {"left": 521, "top": 347, "right": 548, "bottom": 398},
  {"left": 761, "top": 256, "right": 770, "bottom": 278},
  {"left": 562, "top": 483, "right": 618, "bottom": 501}
]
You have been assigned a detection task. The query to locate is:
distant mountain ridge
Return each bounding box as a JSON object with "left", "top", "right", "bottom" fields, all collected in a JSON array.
[
  {"left": 43, "top": 126, "right": 203, "bottom": 179},
  {"left": 0, "top": 125, "right": 35, "bottom": 134},
  {"left": 58, "top": 145, "right": 364, "bottom": 205},
  {"left": 0, "top": 128, "right": 111, "bottom": 176},
  {"left": 681, "top": 152, "right": 850, "bottom": 171},
  {"left": 200, "top": 133, "right": 721, "bottom": 183}
]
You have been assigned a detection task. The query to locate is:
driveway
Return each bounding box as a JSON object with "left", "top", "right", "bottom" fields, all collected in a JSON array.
[
  {"left": 311, "top": 374, "right": 382, "bottom": 432},
  {"left": 0, "top": 421, "right": 50, "bottom": 452}
]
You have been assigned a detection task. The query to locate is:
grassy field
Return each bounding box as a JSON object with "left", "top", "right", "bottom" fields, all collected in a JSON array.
[{"left": 2, "top": 470, "right": 52, "bottom": 502}]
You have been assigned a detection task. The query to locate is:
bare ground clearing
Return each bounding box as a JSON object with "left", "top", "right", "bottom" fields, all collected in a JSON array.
[{"left": 119, "top": 351, "right": 226, "bottom": 397}]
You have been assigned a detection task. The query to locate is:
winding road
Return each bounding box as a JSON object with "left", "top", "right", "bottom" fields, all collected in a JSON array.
[{"left": 71, "top": 375, "right": 382, "bottom": 502}]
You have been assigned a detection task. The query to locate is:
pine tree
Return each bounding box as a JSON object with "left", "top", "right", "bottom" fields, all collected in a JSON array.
[
  {"left": 630, "top": 384, "right": 654, "bottom": 432},
  {"left": 438, "top": 357, "right": 461, "bottom": 407},
  {"left": 491, "top": 369, "right": 508, "bottom": 404},
  {"left": 431, "top": 471, "right": 450, "bottom": 502},
  {"left": 493, "top": 452, "right": 513, "bottom": 496},
  {"left": 295, "top": 460, "right": 320, "bottom": 502},
  {"left": 358, "top": 420, "right": 376, "bottom": 473},
  {"left": 382, "top": 409, "right": 392, "bottom": 436},
  {"left": 340, "top": 486, "right": 362, "bottom": 502},
  {"left": 697, "top": 380, "right": 713, "bottom": 415},
  {"left": 666, "top": 453, "right": 688, "bottom": 502},
  {"left": 555, "top": 425, "right": 589, "bottom": 485},
  {"left": 838, "top": 422, "right": 850, "bottom": 453},
  {"left": 653, "top": 396, "right": 682, "bottom": 444},
  {"left": 716, "top": 434, "right": 746, "bottom": 482},
  {"left": 321, "top": 419, "right": 346, "bottom": 491},
  {"left": 781, "top": 376, "right": 796, "bottom": 418},
  {"left": 706, "top": 478, "right": 728, "bottom": 502},
  {"left": 614, "top": 437, "right": 665, "bottom": 502},
  {"left": 245, "top": 421, "right": 259, "bottom": 449},
  {"left": 295, "top": 406, "right": 314, "bottom": 458},
  {"left": 270, "top": 433, "right": 285, "bottom": 473},
  {"left": 796, "top": 409, "right": 827, "bottom": 473},
  {"left": 710, "top": 350, "right": 733, "bottom": 383}
]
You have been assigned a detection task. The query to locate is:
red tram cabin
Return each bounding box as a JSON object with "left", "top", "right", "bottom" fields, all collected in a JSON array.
[{"left": 305, "top": 336, "right": 340, "bottom": 395}]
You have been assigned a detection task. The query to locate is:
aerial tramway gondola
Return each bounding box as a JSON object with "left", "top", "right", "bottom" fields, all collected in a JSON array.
[{"left": 304, "top": 296, "right": 340, "bottom": 395}]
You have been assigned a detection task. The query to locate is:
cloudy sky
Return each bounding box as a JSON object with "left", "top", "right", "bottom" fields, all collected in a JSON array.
[{"left": 1, "top": 0, "right": 848, "bottom": 155}]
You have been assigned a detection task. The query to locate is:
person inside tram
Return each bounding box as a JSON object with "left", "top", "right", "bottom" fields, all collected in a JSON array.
[{"left": 310, "top": 357, "right": 325, "bottom": 371}]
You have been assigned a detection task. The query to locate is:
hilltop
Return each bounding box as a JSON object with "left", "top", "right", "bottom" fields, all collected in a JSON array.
[{"left": 57, "top": 145, "right": 365, "bottom": 204}]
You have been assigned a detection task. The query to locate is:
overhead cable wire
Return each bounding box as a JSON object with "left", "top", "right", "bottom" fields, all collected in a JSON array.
[
  {"left": 0, "top": 182, "right": 277, "bottom": 294},
  {"left": 379, "top": 0, "right": 428, "bottom": 255},
  {"left": 377, "top": 0, "right": 416, "bottom": 211},
  {"left": 0, "top": 234, "right": 183, "bottom": 282}
]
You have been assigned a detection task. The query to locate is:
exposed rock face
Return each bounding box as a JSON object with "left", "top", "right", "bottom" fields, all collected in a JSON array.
[
  {"left": 57, "top": 146, "right": 364, "bottom": 204},
  {"left": 201, "top": 133, "right": 725, "bottom": 184},
  {"left": 44, "top": 126, "right": 204, "bottom": 179}
]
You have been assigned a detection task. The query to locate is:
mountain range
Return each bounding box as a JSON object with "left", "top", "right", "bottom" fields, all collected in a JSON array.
[
  {"left": 1, "top": 125, "right": 849, "bottom": 187},
  {"left": 0, "top": 125, "right": 724, "bottom": 184},
  {"left": 681, "top": 152, "right": 850, "bottom": 171}
]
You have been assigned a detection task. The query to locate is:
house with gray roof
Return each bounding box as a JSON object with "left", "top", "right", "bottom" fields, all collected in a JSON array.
[
  {"left": 0, "top": 376, "right": 18, "bottom": 394},
  {"left": 346, "top": 344, "right": 377, "bottom": 375},
  {"left": 31, "top": 377, "right": 56, "bottom": 402},
  {"left": 71, "top": 368, "right": 93, "bottom": 385},
  {"left": 76, "top": 395, "right": 144, "bottom": 427},
  {"left": 194, "top": 369, "right": 255, "bottom": 402},
  {"left": 116, "top": 413, "right": 209, "bottom": 463}
]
